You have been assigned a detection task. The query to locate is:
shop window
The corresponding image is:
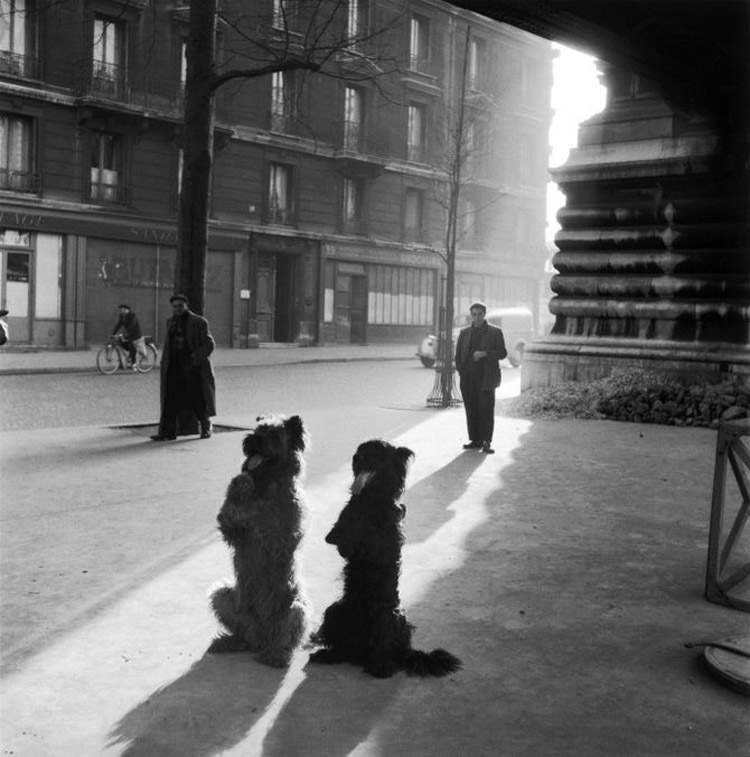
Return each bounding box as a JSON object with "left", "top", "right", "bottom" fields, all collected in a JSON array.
[
  {"left": 0, "top": 0, "right": 36, "bottom": 77},
  {"left": 404, "top": 188, "right": 423, "bottom": 242},
  {"left": 90, "top": 132, "right": 125, "bottom": 203},
  {"left": 270, "top": 70, "right": 297, "bottom": 132},
  {"left": 267, "top": 162, "right": 293, "bottom": 224},
  {"left": 0, "top": 113, "right": 35, "bottom": 191},
  {"left": 343, "top": 86, "right": 364, "bottom": 151},
  {"left": 367, "top": 264, "right": 434, "bottom": 326},
  {"left": 92, "top": 15, "right": 125, "bottom": 99},
  {"left": 407, "top": 102, "right": 425, "bottom": 162}
]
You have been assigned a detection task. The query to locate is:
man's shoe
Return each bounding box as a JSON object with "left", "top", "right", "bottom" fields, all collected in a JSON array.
[
  {"left": 150, "top": 434, "right": 176, "bottom": 441},
  {"left": 200, "top": 428, "right": 212, "bottom": 439},
  {"left": 463, "top": 441, "right": 479, "bottom": 450},
  {"left": 481, "top": 442, "right": 495, "bottom": 454}
]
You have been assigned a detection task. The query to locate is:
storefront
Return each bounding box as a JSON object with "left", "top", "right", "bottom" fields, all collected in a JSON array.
[
  {"left": 0, "top": 208, "right": 244, "bottom": 348},
  {"left": 320, "top": 241, "right": 440, "bottom": 344}
]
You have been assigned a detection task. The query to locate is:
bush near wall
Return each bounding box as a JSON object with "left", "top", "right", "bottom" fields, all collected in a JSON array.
[{"left": 501, "top": 369, "right": 750, "bottom": 427}]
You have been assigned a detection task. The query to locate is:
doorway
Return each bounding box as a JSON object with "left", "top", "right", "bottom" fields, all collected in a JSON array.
[
  {"left": 1, "top": 247, "right": 32, "bottom": 343},
  {"left": 334, "top": 272, "right": 367, "bottom": 344},
  {"left": 256, "top": 252, "right": 296, "bottom": 342}
]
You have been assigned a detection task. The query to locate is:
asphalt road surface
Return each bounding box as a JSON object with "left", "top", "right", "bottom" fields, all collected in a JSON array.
[{"left": 0, "top": 361, "right": 519, "bottom": 672}]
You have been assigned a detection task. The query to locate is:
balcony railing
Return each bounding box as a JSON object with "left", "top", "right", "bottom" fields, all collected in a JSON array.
[
  {"left": 0, "top": 50, "right": 38, "bottom": 79},
  {"left": 343, "top": 120, "right": 362, "bottom": 151},
  {"left": 267, "top": 205, "right": 292, "bottom": 225},
  {"left": 89, "top": 175, "right": 129, "bottom": 204},
  {"left": 0, "top": 169, "right": 38, "bottom": 192},
  {"left": 90, "top": 60, "right": 125, "bottom": 100},
  {"left": 407, "top": 142, "right": 425, "bottom": 162},
  {"left": 407, "top": 55, "right": 436, "bottom": 77}
]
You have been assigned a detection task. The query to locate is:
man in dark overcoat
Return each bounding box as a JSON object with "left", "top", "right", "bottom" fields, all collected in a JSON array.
[
  {"left": 454, "top": 301, "right": 507, "bottom": 454},
  {"left": 152, "top": 294, "right": 216, "bottom": 441}
]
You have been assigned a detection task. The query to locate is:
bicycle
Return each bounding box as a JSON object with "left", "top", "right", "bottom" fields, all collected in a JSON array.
[{"left": 96, "top": 334, "right": 159, "bottom": 375}]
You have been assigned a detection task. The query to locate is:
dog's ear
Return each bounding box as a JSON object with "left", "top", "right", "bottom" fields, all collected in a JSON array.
[
  {"left": 284, "top": 415, "right": 306, "bottom": 451},
  {"left": 241, "top": 432, "right": 254, "bottom": 458},
  {"left": 396, "top": 446, "right": 414, "bottom": 465},
  {"left": 393, "top": 446, "right": 414, "bottom": 485}
]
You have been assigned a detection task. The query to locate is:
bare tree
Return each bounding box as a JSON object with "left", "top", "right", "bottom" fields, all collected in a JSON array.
[
  {"left": 179, "top": 0, "right": 400, "bottom": 313},
  {"left": 427, "top": 26, "right": 505, "bottom": 407}
]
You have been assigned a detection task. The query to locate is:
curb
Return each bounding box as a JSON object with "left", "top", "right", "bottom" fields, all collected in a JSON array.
[{"left": 0, "top": 354, "right": 415, "bottom": 377}]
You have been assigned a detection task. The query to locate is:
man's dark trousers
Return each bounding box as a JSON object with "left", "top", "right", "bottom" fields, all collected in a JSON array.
[{"left": 460, "top": 373, "right": 495, "bottom": 444}]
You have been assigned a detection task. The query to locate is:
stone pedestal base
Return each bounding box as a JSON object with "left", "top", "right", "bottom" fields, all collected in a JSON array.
[{"left": 522, "top": 338, "right": 750, "bottom": 391}]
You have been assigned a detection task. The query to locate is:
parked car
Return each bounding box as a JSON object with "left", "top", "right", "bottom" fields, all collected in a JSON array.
[{"left": 416, "top": 306, "right": 535, "bottom": 369}]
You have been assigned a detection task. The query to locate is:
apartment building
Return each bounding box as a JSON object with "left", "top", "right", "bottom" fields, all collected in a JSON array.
[{"left": 0, "top": 0, "right": 552, "bottom": 347}]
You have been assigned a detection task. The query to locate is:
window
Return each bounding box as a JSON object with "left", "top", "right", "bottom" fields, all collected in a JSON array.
[
  {"left": 460, "top": 198, "right": 479, "bottom": 247},
  {"left": 270, "top": 70, "right": 297, "bottom": 131},
  {"left": 343, "top": 86, "right": 363, "bottom": 150},
  {"left": 519, "top": 133, "right": 533, "bottom": 185},
  {"left": 468, "top": 37, "right": 484, "bottom": 90},
  {"left": 90, "top": 132, "right": 123, "bottom": 202},
  {"left": 268, "top": 163, "right": 292, "bottom": 224},
  {"left": 409, "top": 15, "right": 429, "bottom": 71},
  {"left": 0, "top": 0, "right": 35, "bottom": 77},
  {"left": 273, "top": 0, "right": 298, "bottom": 31},
  {"left": 407, "top": 103, "right": 425, "bottom": 162},
  {"left": 342, "top": 177, "right": 365, "bottom": 233},
  {"left": 92, "top": 16, "right": 124, "bottom": 98},
  {"left": 179, "top": 39, "right": 187, "bottom": 89},
  {"left": 347, "top": 0, "right": 367, "bottom": 44},
  {"left": 0, "top": 114, "right": 34, "bottom": 191},
  {"left": 367, "top": 265, "right": 434, "bottom": 326},
  {"left": 404, "top": 188, "right": 423, "bottom": 242}
]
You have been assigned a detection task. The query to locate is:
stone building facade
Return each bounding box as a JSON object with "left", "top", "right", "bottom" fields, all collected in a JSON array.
[{"left": 0, "top": 0, "right": 551, "bottom": 347}]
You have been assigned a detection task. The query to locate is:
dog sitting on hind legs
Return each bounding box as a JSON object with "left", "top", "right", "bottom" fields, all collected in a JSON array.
[
  {"left": 309, "top": 439, "right": 461, "bottom": 678},
  {"left": 207, "top": 414, "right": 310, "bottom": 668}
]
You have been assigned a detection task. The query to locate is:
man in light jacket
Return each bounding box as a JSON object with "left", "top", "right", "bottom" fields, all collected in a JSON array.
[{"left": 454, "top": 301, "right": 507, "bottom": 454}]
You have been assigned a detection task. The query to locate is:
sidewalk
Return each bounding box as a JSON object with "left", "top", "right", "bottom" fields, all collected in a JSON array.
[
  {"left": 1, "top": 406, "right": 748, "bottom": 755},
  {"left": 0, "top": 343, "right": 416, "bottom": 375}
]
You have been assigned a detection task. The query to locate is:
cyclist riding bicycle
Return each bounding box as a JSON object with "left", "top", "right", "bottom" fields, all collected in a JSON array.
[{"left": 111, "top": 304, "right": 145, "bottom": 369}]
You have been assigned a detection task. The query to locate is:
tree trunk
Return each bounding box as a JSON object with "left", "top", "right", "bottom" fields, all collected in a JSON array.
[
  {"left": 176, "top": 0, "right": 217, "bottom": 315},
  {"left": 440, "top": 26, "right": 471, "bottom": 407}
]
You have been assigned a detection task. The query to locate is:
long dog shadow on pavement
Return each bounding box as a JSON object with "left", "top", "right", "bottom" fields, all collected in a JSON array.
[
  {"left": 108, "top": 651, "right": 286, "bottom": 757},
  {"left": 403, "top": 451, "right": 487, "bottom": 544}
]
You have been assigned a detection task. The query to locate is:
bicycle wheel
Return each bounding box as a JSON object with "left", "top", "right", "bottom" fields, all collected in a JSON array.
[
  {"left": 136, "top": 343, "right": 159, "bottom": 373},
  {"left": 96, "top": 345, "right": 120, "bottom": 374}
]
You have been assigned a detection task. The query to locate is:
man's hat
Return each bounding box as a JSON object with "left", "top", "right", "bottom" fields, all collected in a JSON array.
[
  {"left": 0, "top": 308, "right": 8, "bottom": 317},
  {"left": 169, "top": 293, "right": 189, "bottom": 304},
  {"left": 118, "top": 303, "right": 130, "bottom": 309},
  {"left": 469, "top": 301, "right": 487, "bottom": 313}
]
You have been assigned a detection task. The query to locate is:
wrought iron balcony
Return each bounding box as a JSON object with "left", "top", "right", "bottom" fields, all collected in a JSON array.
[
  {"left": 342, "top": 120, "right": 362, "bottom": 152},
  {"left": 0, "top": 169, "right": 39, "bottom": 192},
  {"left": 90, "top": 60, "right": 125, "bottom": 100},
  {"left": 267, "top": 205, "right": 292, "bottom": 225},
  {"left": 89, "top": 176, "right": 129, "bottom": 204},
  {"left": 0, "top": 50, "right": 38, "bottom": 79}
]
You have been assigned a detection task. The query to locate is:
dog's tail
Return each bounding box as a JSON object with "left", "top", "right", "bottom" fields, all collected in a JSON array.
[{"left": 404, "top": 648, "right": 462, "bottom": 677}]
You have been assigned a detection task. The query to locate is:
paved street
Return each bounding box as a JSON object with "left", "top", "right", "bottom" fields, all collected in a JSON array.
[
  {"left": 1, "top": 354, "right": 748, "bottom": 756},
  {"left": 2, "top": 360, "right": 523, "bottom": 675}
]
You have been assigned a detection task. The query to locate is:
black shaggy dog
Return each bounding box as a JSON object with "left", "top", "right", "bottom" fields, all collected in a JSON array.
[
  {"left": 208, "top": 414, "right": 309, "bottom": 667},
  {"left": 309, "top": 439, "right": 461, "bottom": 678}
]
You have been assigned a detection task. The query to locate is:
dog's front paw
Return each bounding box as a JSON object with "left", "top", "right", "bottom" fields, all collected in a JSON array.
[{"left": 256, "top": 649, "right": 292, "bottom": 668}]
